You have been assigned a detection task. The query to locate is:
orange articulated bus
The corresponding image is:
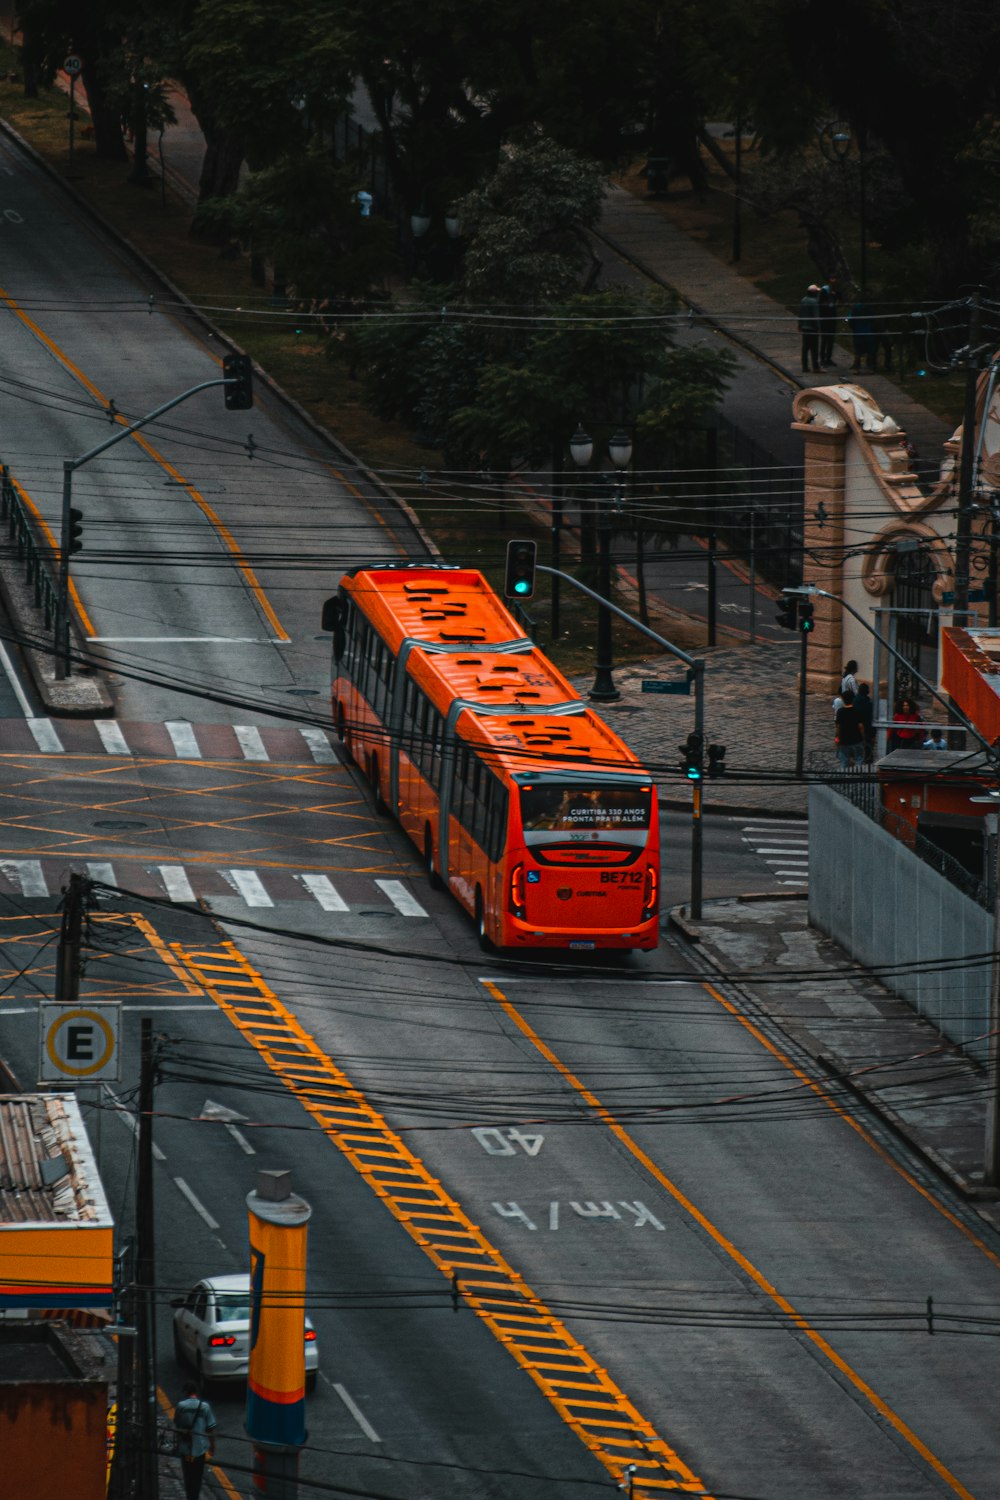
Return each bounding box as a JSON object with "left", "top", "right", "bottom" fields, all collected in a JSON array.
[{"left": 321, "top": 563, "right": 659, "bottom": 952}]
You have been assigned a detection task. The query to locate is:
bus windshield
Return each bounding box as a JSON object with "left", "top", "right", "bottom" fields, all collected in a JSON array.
[{"left": 520, "top": 783, "right": 651, "bottom": 833}]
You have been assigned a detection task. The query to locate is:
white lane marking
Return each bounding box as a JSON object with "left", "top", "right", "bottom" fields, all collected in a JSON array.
[
  {"left": 106, "top": 1086, "right": 167, "bottom": 1160},
  {"left": 374, "top": 879, "right": 428, "bottom": 917},
  {"left": 0, "top": 638, "right": 33, "bottom": 716},
  {"left": 28, "top": 718, "right": 64, "bottom": 753},
  {"left": 332, "top": 1383, "right": 381, "bottom": 1443},
  {"left": 95, "top": 720, "right": 132, "bottom": 755},
  {"left": 297, "top": 874, "right": 349, "bottom": 912},
  {"left": 166, "top": 721, "right": 202, "bottom": 758},
  {"left": 223, "top": 869, "right": 273, "bottom": 907},
  {"left": 200, "top": 1099, "right": 256, "bottom": 1155},
  {"left": 159, "top": 865, "right": 196, "bottom": 902},
  {"left": 87, "top": 636, "right": 283, "bottom": 643},
  {"left": 0, "top": 859, "right": 48, "bottom": 896},
  {"left": 300, "top": 726, "right": 338, "bottom": 764},
  {"left": 480, "top": 977, "right": 694, "bottom": 986},
  {"left": 86, "top": 863, "right": 116, "bottom": 886},
  {"left": 234, "top": 725, "right": 268, "bottom": 761},
  {"left": 173, "top": 1176, "right": 221, "bottom": 1231},
  {"left": 741, "top": 823, "right": 807, "bottom": 831},
  {"left": 756, "top": 846, "right": 808, "bottom": 855}
]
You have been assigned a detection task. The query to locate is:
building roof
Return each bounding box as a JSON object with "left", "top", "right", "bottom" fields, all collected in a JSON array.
[{"left": 0, "top": 1094, "right": 111, "bottom": 1228}]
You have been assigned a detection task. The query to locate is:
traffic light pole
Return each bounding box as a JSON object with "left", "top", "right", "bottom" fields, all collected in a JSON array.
[
  {"left": 536, "top": 564, "right": 707, "bottom": 918},
  {"left": 54, "top": 374, "right": 246, "bottom": 679}
]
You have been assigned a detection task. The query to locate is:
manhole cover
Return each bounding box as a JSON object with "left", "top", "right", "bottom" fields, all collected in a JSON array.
[
  {"left": 93, "top": 820, "right": 149, "bottom": 830},
  {"left": 359, "top": 910, "right": 395, "bottom": 918}
]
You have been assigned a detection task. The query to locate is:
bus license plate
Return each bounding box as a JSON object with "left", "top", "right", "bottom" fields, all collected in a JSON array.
[{"left": 569, "top": 941, "right": 595, "bottom": 950}]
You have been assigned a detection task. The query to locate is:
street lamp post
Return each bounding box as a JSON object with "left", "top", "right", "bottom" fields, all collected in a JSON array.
[{"left": 570, "top": 425, "right": 632, "bottom": 702}]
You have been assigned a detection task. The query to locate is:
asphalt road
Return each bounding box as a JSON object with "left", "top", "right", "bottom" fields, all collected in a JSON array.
[{"left": 1, "top": 125, "right": 1000, "bottom": 1500}]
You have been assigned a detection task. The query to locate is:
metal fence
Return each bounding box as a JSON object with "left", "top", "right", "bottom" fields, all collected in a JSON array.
[
  {"left": 811, "top": 751, "right": 992, "bottom": 911},
  {"left": 0, "top": 463, "right": 58, "bottom": 629}
]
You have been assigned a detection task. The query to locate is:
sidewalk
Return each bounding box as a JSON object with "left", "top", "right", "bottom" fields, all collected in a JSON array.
[{"left": 671, "top": 897, "right": 1000, "bottom": 1226}]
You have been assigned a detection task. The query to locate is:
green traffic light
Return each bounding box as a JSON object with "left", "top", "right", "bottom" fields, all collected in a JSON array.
[{"left": 514, "top": 580, "right": 530, "bottom": 594}]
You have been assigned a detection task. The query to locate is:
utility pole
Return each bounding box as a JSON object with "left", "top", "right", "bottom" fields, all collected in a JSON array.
[
  {"left": 135, "top": 1018, "right": 159, "bottom": 1500},
  {"left": 55, "top": 872, "right": 86, "bottom": 1002},
  {"left": 953, "top": 291, "right": 982, "bottom": 622},
  {"left": 550, "top": 438, "right": 563, "bottom": 642}
]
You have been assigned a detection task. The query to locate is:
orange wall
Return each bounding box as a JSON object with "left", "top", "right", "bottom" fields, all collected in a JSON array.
[{"left": 0, "top": 1382, "right": 107, "bottom": 1500}]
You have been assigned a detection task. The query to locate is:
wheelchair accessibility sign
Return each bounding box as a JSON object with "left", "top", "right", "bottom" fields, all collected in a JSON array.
[{"left": 39, "top": 1004, "right": 121, "bottom": 1083}]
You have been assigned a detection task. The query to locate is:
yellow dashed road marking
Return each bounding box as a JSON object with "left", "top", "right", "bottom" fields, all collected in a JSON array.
[{"left": 168, "top": 939, "right": 710, "bottom": 1497}]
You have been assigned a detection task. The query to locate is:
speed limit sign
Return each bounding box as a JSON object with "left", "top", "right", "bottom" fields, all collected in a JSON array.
[{"left": 63, "top": 54, "right": 83, "bottom": 77}]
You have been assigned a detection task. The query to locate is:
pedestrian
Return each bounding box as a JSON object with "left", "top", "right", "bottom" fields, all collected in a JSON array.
[
  {"left": 855, "top": 681, "right": 875, "bottom": 761},
  {"left": 840, "top": 659, "right": 860, "bottom": 697},
  {"left": 834, "top": 689, "right": 866, "bottom": 769},
  {"left": 173, "top": 1380, "right": 217, "bottom": 1500},
  {"left": 922, "top": 727, "right": 946, "bottom": 750},
  {"left": 848, "top": 298, "right": 876, "bottom": 373},
  {"left": 888, "top": 696, "right": 921, "bottom": 752},
  {"left": 819, "top": 280, "right": 839, "bottom": 366},
  {"left": 799, "top": 284, "right": 822, "bottom": 373}
]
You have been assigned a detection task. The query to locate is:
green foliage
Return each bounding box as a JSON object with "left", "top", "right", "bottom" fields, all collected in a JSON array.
[
  {"left": 184, "top": 0, "right": 354, "bottom": 168},
  {"left": 354, "top": 284, "right": 733, "bottom": 469},
  {"left": 198, "top": 147, "right": 396, "bottom": 301},
  {"left": 456, "top": 140, "right": 606, "bottom": 304}
]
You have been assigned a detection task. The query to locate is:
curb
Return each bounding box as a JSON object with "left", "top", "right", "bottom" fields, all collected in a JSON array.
[
  {"left": 0, "top": 537, "right": 113, "bottom": 716},
  {"left": 667, "top": 901, "right": 997, "bottom": 1210}
]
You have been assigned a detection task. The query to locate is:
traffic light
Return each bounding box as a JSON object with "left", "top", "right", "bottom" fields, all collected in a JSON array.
[
  {"left": 223, "top": 352, "right": 254, "bottom": 409},
  {"left": 707, "top": 743, "right": 726, "bottom": 778},
  {"left": 799, "top": 600, "right": 815, "bottom": 633},
  {"left": 776, "top": 594, "right": 799, "bottom": 630},
  {"left": 68, "top": 507, "right": 84, "bottom": 554},
  {"left": 504, "top": 539, "right": 537, "bottom": 599},
  {"left": 678, "top": 731, "right": 704, "bottom": 781}
]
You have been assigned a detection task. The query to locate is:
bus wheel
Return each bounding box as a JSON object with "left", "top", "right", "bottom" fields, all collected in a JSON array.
[
  {"left": 369, "top": 754, "right": 389, "bottom": 815},
  {"left": 424, "top": 827, "right": 444, "bottom": 890},
  {"left": 475, "top": 888, "right": 493, "bottom": 953}
]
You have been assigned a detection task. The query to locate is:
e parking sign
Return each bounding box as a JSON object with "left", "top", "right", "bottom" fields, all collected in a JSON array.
[{"left": 39, "top": 1004, "right": 120, "bottom": 1083}]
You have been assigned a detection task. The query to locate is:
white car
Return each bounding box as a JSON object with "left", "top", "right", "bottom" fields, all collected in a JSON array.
[{"left": 172, "top": 1273, "right": 319, "bottom": 1386}]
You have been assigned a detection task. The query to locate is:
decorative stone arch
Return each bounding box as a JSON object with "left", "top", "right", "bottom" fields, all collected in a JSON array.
[
  {"left": 791, "top": 383, "right": 963, "bottom": 695},
  {"left": 859, "top": 521, "right": 954, "bottom": 604}
]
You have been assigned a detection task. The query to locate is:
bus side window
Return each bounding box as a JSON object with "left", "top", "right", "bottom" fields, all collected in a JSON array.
[
  {"left": 428, "top": 708, "right": 443, "bottom": 789},
  {"left": 470, "top": 758, "right": 485, "bottom": 846}
]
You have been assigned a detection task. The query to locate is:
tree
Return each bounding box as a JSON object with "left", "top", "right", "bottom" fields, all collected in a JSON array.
[
  {"left": 17, "top": 0, "right": 129, "bottom": 160},
  {"left": 199, "top": 146, "right": 397, "bottom": 302}
]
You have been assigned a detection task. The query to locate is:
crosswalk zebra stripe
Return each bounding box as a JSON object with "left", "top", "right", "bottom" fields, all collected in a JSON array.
[
  {"left": 86, "top": 863, "right": 117, "bottom": 886},
  {"left": 159, "top": 865, "right": 196, "bottom": 903},
  {"left": 375, "top": 879, "right": 428, "bottom": 918},
  {"left": 95, "top": 720, "right": 131, "bottom": 755},
  {"left": 0, "top": 859, "right": 49, "bottom": 896},
  {"left": 223, "top": 869, "right": 273, "bottom": 907},
  {"left": 27, "top": 718, "right": 64, "bottom": 753},
  {"left": 234, "top": 726, "right": 269, "bottom": 761},
  {"left": 165, "top": 721, "right": 202, "bottom": 758},
  {"left": 299, "top": 726, "right": 338, "bottom": 764},
  {"left": 296, "top": 874, "right": 349, "bottom": 911}
]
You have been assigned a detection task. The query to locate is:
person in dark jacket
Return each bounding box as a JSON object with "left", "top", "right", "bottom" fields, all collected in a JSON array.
[
  {"left": 835, "top": 690, "right": 866, "bottom": 769},
  {"left": 799, "top": 285, "right": 822, "bottom": 373},
  {"left": 848, "top": 299, "right": 877, "bottom": 372},
  {"left": 819, "top": 279, "right": 840, "bottom": 366}
]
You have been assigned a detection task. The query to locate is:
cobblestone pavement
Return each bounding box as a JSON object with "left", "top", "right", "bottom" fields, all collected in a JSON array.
[{"left": 575, "top": 640, "right": 838, "bottom": 816}]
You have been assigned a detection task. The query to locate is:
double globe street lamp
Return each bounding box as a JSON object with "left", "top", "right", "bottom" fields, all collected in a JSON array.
[{"left": 569, "top": 424, "right": 633, "bottom": 702}]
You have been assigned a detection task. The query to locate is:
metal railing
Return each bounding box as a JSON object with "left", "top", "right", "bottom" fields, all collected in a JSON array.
[
  {"left": 0, "top": 463, "right": 59, "bottom": 629},
  {"left": 812, "top": 751, "right": 992, "bottom": 910}
]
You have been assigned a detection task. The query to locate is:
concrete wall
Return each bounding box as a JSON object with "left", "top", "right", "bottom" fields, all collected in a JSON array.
[{"left": 809, "top": 784, "right": 992, "bottom": 1061}]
